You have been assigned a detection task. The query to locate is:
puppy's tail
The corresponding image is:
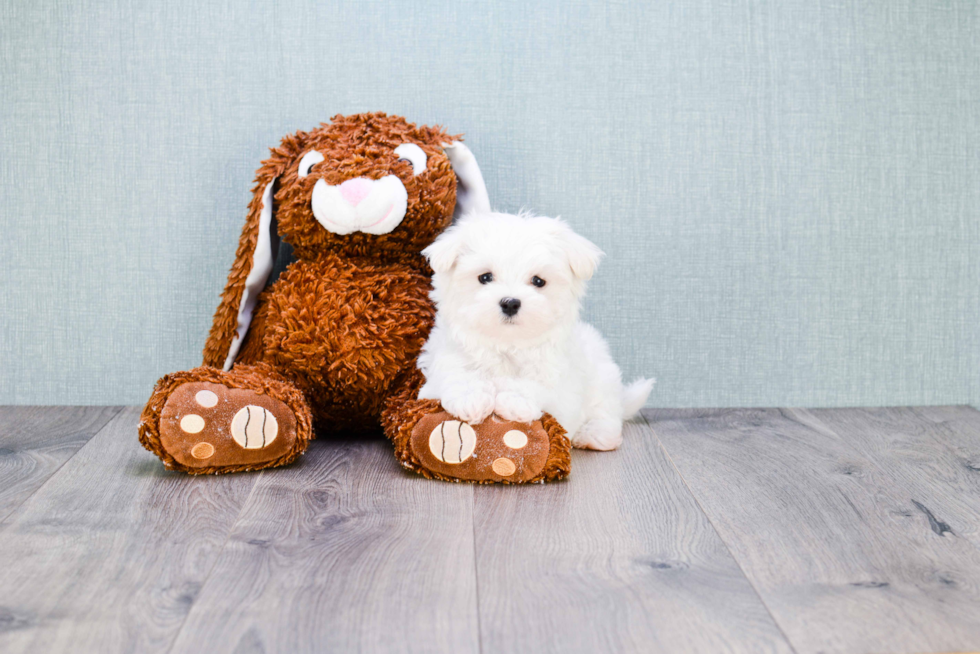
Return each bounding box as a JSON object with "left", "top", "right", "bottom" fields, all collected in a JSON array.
[{"left": 621, "top": 378, "right": 655, "bottom": 419}]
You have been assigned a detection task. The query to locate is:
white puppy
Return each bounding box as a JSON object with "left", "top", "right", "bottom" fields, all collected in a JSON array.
[{"left": 417, "top": 210, "right": 653, "bottom": 450}]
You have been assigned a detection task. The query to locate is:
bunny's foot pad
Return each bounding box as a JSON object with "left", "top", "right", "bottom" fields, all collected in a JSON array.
[
  {"left": 158, "top": 382, "right": 299, "bottom": 470},
  {"left": 406, "top": 410, "right": 571, "bottom": 483},
  {"left": 139, "top": 366, "right": 313, "bottom": 474}
]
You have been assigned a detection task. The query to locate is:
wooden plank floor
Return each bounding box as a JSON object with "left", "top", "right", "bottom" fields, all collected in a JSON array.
[{"left": 1, "top": 406, "right": 979, "bottom": 653}]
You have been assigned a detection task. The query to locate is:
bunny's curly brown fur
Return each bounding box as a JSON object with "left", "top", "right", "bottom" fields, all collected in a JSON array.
[
  {"left": 138, "top": 112, "right": 569, "bottom": 482},
  {"left": 202, "top": 114, "right": 458, "bottom": 368}
]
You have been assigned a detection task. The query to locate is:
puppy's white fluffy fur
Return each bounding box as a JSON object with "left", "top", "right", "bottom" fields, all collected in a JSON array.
[{"left": 417, "top": 210, "right": 653, "bottom": 451}]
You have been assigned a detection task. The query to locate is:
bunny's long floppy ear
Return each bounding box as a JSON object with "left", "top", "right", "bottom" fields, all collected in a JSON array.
[
  {"left": 443, "top": 141, "right": 490, "bottom": 219},
  {"left": 202, "top": 138, "right": 300, "bottom": 370}
]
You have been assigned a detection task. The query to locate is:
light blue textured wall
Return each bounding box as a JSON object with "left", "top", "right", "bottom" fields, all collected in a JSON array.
[{"left": 1, "top": 0, "right": 978, "bottom": 407}]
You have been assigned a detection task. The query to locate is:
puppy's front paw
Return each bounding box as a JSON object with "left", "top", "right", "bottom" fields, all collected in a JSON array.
[
  {"left": 442, "top": 385, "right": 496, "bottom": 424},
  {"left": 494, "top": 392, "right": 543, "bottom": 423}
]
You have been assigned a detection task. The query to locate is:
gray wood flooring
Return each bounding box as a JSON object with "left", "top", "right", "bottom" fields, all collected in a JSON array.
[{"left": 1, "top": 406, "right": 979, "bottom": 653}]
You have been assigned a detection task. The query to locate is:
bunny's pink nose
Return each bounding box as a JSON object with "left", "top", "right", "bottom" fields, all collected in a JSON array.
[{"left": 339, "top": 177, "right": 373, "bottom": 206}]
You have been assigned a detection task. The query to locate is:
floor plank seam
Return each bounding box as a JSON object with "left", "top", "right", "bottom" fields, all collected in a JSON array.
[
  {"left": 637, "top": 411, "right": 801, "bottom": 654},
  {"left": 471, "top": 487, "right": 484, "bottom": 654},
  {"left": 0, "top": 405, "right": 125, "bottom": 528},
  {"left": 163, "top": 468, "right": 265, "bottom": 654}
]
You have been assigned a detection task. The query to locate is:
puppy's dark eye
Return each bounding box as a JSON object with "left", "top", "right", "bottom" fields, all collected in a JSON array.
[
  {"left": 398, "top": 158, "right": 412, "bottom": 166},
  {"left": 478, "top": 272, "right": 493, "bottom": 284},
  {"left": 531, "top": 276, "right": 546, "bottom": 288}
]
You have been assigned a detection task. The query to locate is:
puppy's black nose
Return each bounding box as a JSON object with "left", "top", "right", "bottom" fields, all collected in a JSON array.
[{"left": 499, "top": 297, "right": 521, "bottom": 317}]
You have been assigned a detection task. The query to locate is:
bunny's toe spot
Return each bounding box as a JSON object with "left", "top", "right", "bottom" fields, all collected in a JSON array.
[
  {"left": 503, "top": 430, "right": 528, "bottom": 449},
  {"left": 191, "top": 442, "right": 215, "bottom": 460},
  {"left": 492, "top": 457, "right": 517, "bottom": 476},
  {"left": 195, "top": 390, "right": 219, "bottom": 408},
  {"left": 180, "top": 414, "right": 205, "bottom": 434}
]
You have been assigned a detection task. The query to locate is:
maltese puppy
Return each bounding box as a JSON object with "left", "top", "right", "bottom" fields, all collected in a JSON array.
[{"left": 417, "top": 210, "right": 653, "bottom": 451}]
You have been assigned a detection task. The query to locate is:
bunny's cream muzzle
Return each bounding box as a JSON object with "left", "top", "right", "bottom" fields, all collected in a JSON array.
[{"left": 311, "top": 175, "right": 408, "bottom": 235}]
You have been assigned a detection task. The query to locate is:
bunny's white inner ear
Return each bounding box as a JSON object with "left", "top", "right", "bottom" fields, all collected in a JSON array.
[
  {"left": 223, "top": 179, "right": 279, "bottom": 371},
  {"left": 443, "top": 141, "right": 490, "bottom": 219}
]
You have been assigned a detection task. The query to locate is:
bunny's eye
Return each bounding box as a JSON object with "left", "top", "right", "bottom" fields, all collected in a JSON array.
[
  {"left": 394, "top": 143, "right": 427, "bottom": 176},
  {"left": 298, "top": 151, "right": 325, "bottom": 178}
]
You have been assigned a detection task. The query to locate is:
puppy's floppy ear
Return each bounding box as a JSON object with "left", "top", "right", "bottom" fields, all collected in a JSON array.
[
  {"left": 422, "top": 225, "right": 467, "bottom": 275},
  {"left": 443, "top": 141, "right": 490, "bottom": 219},
  {"left": 550, "top": 219, "right": 604, "bottom": 281},
  {"left": 202, "top": 132, "right": 306, "bottom": 370}
]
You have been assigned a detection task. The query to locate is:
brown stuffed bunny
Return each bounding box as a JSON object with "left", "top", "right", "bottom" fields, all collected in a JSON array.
[{"left": 139, "top": 113, "right": 570, "bottom": 483}]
